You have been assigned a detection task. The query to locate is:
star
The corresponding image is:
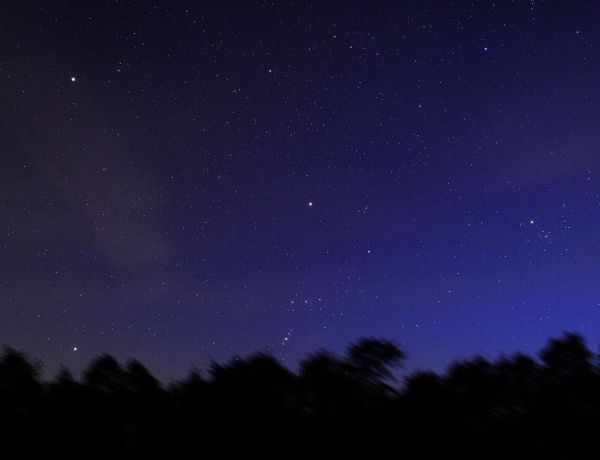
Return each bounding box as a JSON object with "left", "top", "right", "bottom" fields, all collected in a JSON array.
[
  {"left": 73, "top": 346, "right": 78, "bottom": 351},
  {"left": 308, "top": 201, "right": 313, "bottom": 207},
  {"left": 70, "top": 76, "right": 76, "bottom": 82}
]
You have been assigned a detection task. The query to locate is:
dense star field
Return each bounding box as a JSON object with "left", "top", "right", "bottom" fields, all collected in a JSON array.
[{"left": 1, "top": 1, "right": 599, "bottom": 381}]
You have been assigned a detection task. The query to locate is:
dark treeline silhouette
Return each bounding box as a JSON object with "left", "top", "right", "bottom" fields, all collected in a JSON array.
[{"left": 1, "top": 333, "right": 599, "bottom": 458}]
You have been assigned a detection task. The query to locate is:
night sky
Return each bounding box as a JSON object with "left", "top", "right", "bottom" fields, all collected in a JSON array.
[{"left": 1, "top": 1, "right": 600, "bottom": 381}]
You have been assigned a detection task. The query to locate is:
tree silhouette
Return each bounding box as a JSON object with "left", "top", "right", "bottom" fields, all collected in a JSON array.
[
  {"left": 0, "top": 347, "right": 43, "bottom": 457},
  {"left": 83, "top": 354, "right": 127, "bottom": 393},
  {"left": 1, "top": 333, "right": 600, "bottom": 458},
  {"left": 0, "top": 346, "right": 40, "bottom": 393},
  {"left": 126, "top": 359, "right": 162, "bottom": 394},
  {"left": 539, "top": 332, "right": 592, "bottom": 380},
  {"left": 346, "top": 337, "right": 405, "bottom": 388}
]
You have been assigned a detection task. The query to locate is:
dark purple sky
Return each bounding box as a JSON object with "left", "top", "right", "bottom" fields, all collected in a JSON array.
[{"left": 1, "top": 1, "right": 600, "bottom": 381}]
